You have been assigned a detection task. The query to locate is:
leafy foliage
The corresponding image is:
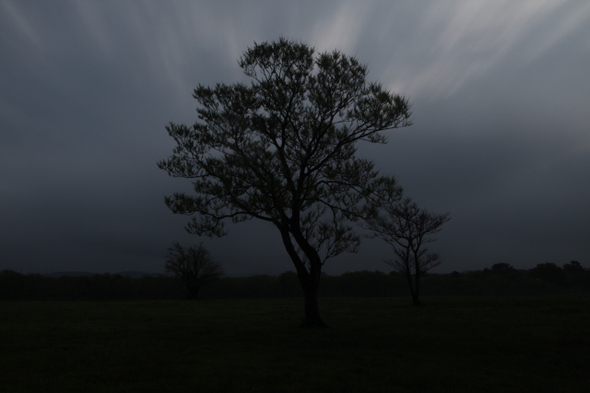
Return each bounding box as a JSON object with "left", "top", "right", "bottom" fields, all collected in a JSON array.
[
  {"left": 158, "top": 38, "right": 411, "bottom": 325},
  {"left": 158, "top": 38, "right": 410, "bottom": 261}
]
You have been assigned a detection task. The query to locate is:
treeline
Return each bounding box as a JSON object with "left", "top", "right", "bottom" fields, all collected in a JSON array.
[
  {"left": 1, "top": 261, "right": 589, "bottom": 301},
  {"left": 0, "top": 271, "right": 183, "bottom": 301}
]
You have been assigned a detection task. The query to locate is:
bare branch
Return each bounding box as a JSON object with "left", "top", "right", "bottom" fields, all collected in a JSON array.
[
  {"left": 165, "top": 242, "right": 224, "bottom": 299},
  {"left": 363, "top": 197, "right": 450, "bottom": 305}
]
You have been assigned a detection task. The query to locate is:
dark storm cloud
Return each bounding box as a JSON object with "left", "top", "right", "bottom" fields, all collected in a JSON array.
[{"left": 1, "top": 0, "right": 589, "bottom": 275}]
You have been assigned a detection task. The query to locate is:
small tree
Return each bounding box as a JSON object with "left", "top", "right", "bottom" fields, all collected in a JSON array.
[
  {"left": 158, "top": 38, "right": 411, "bottom": 326},
  {"left": 364, "top": 198, "right": 450, "bottom": 305},
  {"left": 165, "top": 242, "right": 223, "bottom": 299}
]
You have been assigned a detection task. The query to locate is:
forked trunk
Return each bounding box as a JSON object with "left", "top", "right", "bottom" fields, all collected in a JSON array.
[{"left": 278, "top": 226, "right": 328, "bottom": 327}]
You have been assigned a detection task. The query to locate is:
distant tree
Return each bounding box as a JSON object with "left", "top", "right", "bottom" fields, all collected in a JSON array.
[
  {"left": 530, "top": 262, "right": 566, "bottom": 286},
  {"left": 563, "top": 260, "right": 584, "bottom": 275},
  {"left": 563, "top": 261, "right": 588, "bottom": 287},
  {"left": 364, "top": 198, "right": 450, "bottom": 305},
  {"left": 165, "top": 242, "right": 224, "bottom": 299},
  {"left": 158, "top": 38, "right": 411, "bottom": 326},
  {"left": 490, "top": 263, "right": 516, "bottom": 274}
]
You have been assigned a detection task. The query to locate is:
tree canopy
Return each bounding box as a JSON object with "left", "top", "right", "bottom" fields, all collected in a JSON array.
[
  {"left": 165, "top": 242, "right": 223, "bottom": 299},
  {"left": 158, "top": 38, "right": 412, "bottom": 326},
  {"left": 364, "top": 197, "right": 450, "bottom": 305}
]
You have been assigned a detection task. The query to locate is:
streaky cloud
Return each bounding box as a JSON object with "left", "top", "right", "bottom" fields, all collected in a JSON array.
[{"left": 383, "top": 0, "right": 590, "bottom": 98}]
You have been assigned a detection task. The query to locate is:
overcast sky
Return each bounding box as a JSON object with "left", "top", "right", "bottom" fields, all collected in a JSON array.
[{"left": 1, "top": 0, "right": 589, "bottom": 276}]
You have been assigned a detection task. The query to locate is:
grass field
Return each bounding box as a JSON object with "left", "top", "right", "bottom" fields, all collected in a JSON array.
[{"left": 1, "top": 296, "right": 589, "bottom": 392}]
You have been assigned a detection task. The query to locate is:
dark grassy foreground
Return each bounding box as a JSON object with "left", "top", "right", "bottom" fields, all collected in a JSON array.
[{"left": 1, "top": 297, "right": 589, "bottom": 392}]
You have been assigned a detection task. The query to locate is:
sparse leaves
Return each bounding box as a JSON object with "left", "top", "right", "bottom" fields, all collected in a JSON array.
[
  {"left": 158, "top": 38, "right": 411, "bottom": 267},
  {"left": 364, "top": 198, "right": 450, "bottom": 305},
  {"left": 158, "top": 38, "right": 412, "bottom": 325}
]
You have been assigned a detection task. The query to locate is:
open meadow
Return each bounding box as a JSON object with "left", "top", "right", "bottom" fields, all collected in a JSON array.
[{"left": 1, "top": 296, "right": 589, "bottom": 392}]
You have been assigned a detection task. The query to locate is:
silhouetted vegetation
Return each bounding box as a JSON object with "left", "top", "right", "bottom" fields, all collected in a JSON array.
[
  {"left": 165, "top": 242, "right": 223, "bottom": 299},
  {"left": 158, "top": 38, "right": 411, "bottom": 327},
  {"left": 363, "top": 197, "right": 451, "bottom": 305},
  {"left": 1, "top": 261, "right": 588, "bottom": 301}
]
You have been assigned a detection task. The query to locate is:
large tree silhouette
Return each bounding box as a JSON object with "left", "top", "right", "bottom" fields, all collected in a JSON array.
[{"left": 158, "top": 38, "right": 411, "bottom": 327}]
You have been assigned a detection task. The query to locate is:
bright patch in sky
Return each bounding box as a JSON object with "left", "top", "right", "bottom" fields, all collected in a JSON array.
[{"left": 0, "top": 0, "right": 589, "bottom": 275}]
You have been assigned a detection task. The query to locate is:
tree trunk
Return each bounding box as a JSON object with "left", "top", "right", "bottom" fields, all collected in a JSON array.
[
  {"left": 300, "top": 275, "right": 327, "bottom": 328},
  {"left": 405, "top": 271, "right": 421, "bottom": 306},
  {"left": 411, "top": 292, "right": 421, "bottom": 306},
  {"left": 278, "top": 226, "right": 327, "bottom": 328},
  {"left": 412, "top": 271, "right": 421, "bottom": 306},
  {"left": 186, "top": 284, "right": 199, "bottom": 300}
]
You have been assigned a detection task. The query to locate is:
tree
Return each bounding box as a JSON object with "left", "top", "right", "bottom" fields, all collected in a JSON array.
[
  {"left": 530, "top": 262, "right": 566, "bottom": 286},
  {"left": 165, "top": 242, "right": 224, "bottom": 299},
  {"left": 563, "top": 260, "right": 584, "bottom": 274},
  {"left": 490, "top": 263, "right": 517, "bottom": 274},
  {"left": 158, "top": 38, "right": 411, "bottom": 326},
  {"left": 563, "top": 260, "right": 589, "bottom": 288},
  {"left": 364, "top": 198, "right": 450, "bottom": 305}
]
